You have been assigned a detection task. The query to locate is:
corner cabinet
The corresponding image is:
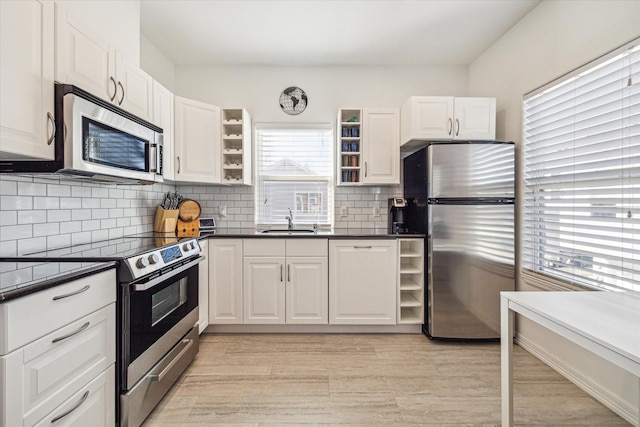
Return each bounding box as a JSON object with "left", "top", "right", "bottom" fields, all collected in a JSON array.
[
  {"left": 174, "top": 96, "right": 221, "bottom": 184},
  {"left": 337, "top": 108, "right": 400, "bottom": 185},
  {"left": 0, "top": 0, "right": 55, "bottom": 161},
  {"left": 221, "top": 109, "right": 252, "bottom": 185},
  {"left": 329, "top": 239, "right": 397, "bottom": 324},
  {"left": 400, "top": 96, "right": 496, "bottom": 148},
  {"left": 397, "top": 238, "right": 424, "bottom": 324}
]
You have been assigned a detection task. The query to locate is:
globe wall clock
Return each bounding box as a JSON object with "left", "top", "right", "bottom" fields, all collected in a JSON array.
[{"left": 279, "top": 86, "right": 308, "bottom": 115}]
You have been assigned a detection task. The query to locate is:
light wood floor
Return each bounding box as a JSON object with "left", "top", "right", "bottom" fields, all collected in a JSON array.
[{"left": 142, "top": 333, "right": 630, "bottom": 426}]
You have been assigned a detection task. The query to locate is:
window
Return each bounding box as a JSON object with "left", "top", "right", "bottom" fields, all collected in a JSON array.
[
  {"left": 255, "top": 124, "right": 333, "bottom": 226},
  {"left": 523, "top": 40, "right": 640, "bottom": 292}
]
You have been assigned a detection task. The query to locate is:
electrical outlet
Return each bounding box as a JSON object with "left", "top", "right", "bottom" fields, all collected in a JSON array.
[
  {"left": 340, "top": 206, "right": 348, "bottom": 217},
  {"left": 373, "top": 206, "right": 380, "bottom": 217},
  {"left": 220, "top": 205, "right": 227, "bottom": 217}
]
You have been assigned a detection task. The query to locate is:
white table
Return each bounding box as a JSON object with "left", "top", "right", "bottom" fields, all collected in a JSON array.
[{"left": 500, "top": 291, "right": 640, "bottom": 427}]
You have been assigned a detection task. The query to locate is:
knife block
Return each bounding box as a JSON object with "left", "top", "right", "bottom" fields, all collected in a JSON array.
[{"left": 153, "top": 206, "right": 179, "bottom": 233}]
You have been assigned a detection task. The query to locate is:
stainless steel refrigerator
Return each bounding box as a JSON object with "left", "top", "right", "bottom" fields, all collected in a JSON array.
[{"left": 403, "top": 142, "right": 515, "bottom": 339}]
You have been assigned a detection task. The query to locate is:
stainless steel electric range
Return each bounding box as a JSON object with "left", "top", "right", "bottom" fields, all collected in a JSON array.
[{"left": 7, "top": 232, "right": 203, "bottom": 427}]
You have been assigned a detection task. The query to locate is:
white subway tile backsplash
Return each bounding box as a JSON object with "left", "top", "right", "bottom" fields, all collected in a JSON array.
[
  {"left": 60, "top": 221, "right": 82, "bottom": 234},
  {"left": 19, "top": 210, "right": 47, "bottom": 225},
  {"left": 92, "top": 209, "right": 109, "bottom": 220},
  {"left": 33, "top": 196, "right": 59, "bottom": 210},
  {"left": 47, "top": 184, "right": 71, "bottom": 197},
  {"left": 18, "top": 181, "right": 46, "bottom": 196},
  {"left": 100, "top": 198, "right": 117, "bottom": 208},
  {"left": 1, "top": 224, "right": 32, "bottom": 241},
  {"left": 0, "top": 180, "right": 17, "bottom": 195},
  {"left": 60, "top": 197, "right": 82, "bottom": 209},
  {"left": 82, "top": 219, "right": 102, "bottom": 232},
  {"left": 47, "top": 234, "right": 71, "bottom": 250},
  {"left": 33, "top": 222, "right": 59, "bottom": 237},
  {"left": 0, "top": 241, "right": 17, "bottom": 257},
  {"left": 71, "top": 186, "right": 92, "bottom": 197},
  {"left": 17, "top": 237, "right": 47, "bottom": 254},
  {"left": 71, "top": 209, "right": 92, "bottom": 221},
  {"left": 47, "top": 210, "right": 71, "bottom": 223},
  {"left": 0, "top": 211, "right": 17, "bottom": 226},
  {"left": 1, "top": 195, "right": 33, "bottom": 210},
  {"left": 91, "top": 187, "right": 110, "bottom": 198},
  {"left": 82, "top": 198, "right": 101, "bottom": 209}
]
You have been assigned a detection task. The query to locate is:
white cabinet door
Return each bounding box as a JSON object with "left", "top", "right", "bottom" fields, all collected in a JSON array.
[
  {"left": 243, "top": 257, "right": 285, "bottom": 324},
  {"left": 209, "top": 239, "right": 243, "bottom": 324},
  {"left": 362, "top": 108, "right": 400, "bottom": 185},
  {"left": 174, "top": 96, "right": 221, "bottom": 184},
  {"left": 286, "top": 257, "right": 328, "bottom": 324},
  {"left": 55, "top": 4, "right": 115, "bottom": 103},
  {"left": 453, "top": 97, "right": 496, "bottom": 141},
  {"left": 152, "top": 81, "right": 175, "bottom": 180},
  {"left": 329, "top": 240, "right": 397, "bottom": 325},
  {"left": 0, "top": 0, "right": 55, "bottom": 160},
  {"left": 114, "top": 52, "right": 153, "bottom": 122},
  {"left": 401, "top": 96, "right": 454, "bottom": 142},
  {"left": 198, "top": 240, "right": 209, "bottom": 334}
]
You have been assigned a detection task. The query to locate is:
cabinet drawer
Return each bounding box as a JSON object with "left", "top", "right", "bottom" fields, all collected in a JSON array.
[
  {"left": 33, "top": 364, "right": 115, "bottom": 427},
  {"left": 0, "top": 269, "right": 115, "bottom": 355},
  {"left": 243, "top": 239, "right": 286, "bottom": 257},
  {"left": 1, "top": 305, "right": 115, "bottom": 427},
  {"left": 286, "top": 239, "right": 327, "bottom": 257}
]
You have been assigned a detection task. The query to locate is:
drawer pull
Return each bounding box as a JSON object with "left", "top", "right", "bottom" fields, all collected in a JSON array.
[
  {"left": 149, "top": 338, "right": 193, "bottom": 382},
  {"left": 52, "top": 285, "right": 90, "bottom": 301},
  {"left": 50, "top": 390, "right": 89, "bottom": 423},
  {"left": 52, "top": 322, "right": 90, "bottom": 344},
  {"left": 354, "top": 245, "right": 373, "bottom": 249}
]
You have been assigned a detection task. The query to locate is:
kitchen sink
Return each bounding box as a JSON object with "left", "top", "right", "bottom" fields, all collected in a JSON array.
[{"left": 259, "top": 229, "right": 316, "bottom": 234}]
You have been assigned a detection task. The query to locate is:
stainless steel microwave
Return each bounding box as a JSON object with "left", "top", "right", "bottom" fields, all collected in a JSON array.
[{"left": 0, "top": 84, "right": 163, "bottom": 185}]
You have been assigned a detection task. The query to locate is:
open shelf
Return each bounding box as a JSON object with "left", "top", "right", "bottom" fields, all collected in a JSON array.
[
  {"left": 221, "top": 108, "right": 252, "bottom": 185},
  {"left": 337, "top": 109, "right": 362, "bottom": 185},
  {"left": 397, "top": 238, "right": 424, "bottom": 324}
]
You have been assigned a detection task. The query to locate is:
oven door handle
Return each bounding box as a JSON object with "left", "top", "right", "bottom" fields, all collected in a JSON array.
[
  {"left": 131, "top": 256, "right": 203, "bottom": 292},
  {"left": 149, "top": 337, "right": 194, "bottom": 382}
]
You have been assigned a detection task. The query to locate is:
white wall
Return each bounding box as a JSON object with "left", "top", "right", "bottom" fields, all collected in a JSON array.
[
  {"left": 175, "top": 65, "right": 467, "bottom": 123},
  {"left": 468, "top": 1, "right": 640, "bottom": 424},
  {"left": 140, "top": 34, "right": 176, "bottom": 91},
  {"left": 57, "top": 0, "right": 140, "bottom": 64}
]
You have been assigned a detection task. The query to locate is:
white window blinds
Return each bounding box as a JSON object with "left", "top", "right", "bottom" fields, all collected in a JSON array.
[
  {"left": 523, "top": 41, "right": 640, "bottom": 292},
  {"left": 255, "top": 124, "right": 334, "bottom": 226}
]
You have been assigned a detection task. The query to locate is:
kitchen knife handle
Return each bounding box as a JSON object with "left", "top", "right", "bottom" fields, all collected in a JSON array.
[
  {"left": 109, "top": 76, "right": 117, "bottom": 101},
  {"left": 46, "top": 112, "right": 56, "bottom": 146}
]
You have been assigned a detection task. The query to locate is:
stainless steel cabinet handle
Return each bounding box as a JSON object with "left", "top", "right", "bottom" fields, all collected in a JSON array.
[
  {"left": 52, "top": 285, "right": 90, "bottom": 300},
  {"left": 50, "top": 390, "right": 89, "bottom": 423},
  {"left": 354, "top": 245, "right": 373, "bottom": 249},
  {"left": 455, "top": 118, "right": 460, "bottom": 136},
  {"left": 46, "top": 112, "right": 56, "bottom": 146},
  {"left": 117, "top": 81, "right": 125, "bottom": 105},
  {"left": 287, "top": 264, "right": 291, "bottom": 282},
  {"left": 280, "top": 264, "right": 283, "bottom": 282},
  {"left": 109, "top": 76, "right": 117, "bottom": 101},
  {"left": 177, "top": 156, "right": 181, "bottom": 174},
  {"left": 448, "top": 118, "right": 453, "bottom": 135},
  {"left": 364, "top": 162, "right": 368, "bottom": 178},
  {"left": 149, "top": 338, "right": 193, "bottom": 382},
  {"left": 52, "top": 322, "right": 90, "bottom": 344}
]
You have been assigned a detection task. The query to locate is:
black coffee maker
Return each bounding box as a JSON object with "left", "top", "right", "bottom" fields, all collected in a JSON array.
[{"left": 388, "top": 197, "right": 407, "bottom": 234}]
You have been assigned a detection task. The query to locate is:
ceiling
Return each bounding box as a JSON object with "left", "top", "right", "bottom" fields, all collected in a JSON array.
[{"left": 140, "top": 0, "right": 541, "bottom": 67}]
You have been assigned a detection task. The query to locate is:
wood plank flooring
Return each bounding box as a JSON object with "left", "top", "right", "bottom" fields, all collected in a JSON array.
[{"left": 142, "top": 333, "right": 630, "bottom": 426}]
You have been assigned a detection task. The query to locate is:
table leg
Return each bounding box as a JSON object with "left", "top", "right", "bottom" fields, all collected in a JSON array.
[{"left": 501, "top": 295, "right": 514, "bottom": 427}]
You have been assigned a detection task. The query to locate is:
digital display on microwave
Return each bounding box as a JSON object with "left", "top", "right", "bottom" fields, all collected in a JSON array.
[
  {"left": 82, "top": 117, "right": 149, "bottom": 172},
  {"left": 161, "top": 246, "right": 183, "bottom": 263}
]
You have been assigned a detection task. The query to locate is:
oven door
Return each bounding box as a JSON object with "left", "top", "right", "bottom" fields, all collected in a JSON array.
[{"left": 123, "top": 256, "right": 201, "bottom": 389}]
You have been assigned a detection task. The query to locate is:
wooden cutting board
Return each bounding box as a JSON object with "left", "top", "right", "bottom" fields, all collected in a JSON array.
[{"left": 178, "top": 199, "right": 201, "bottom": 221}]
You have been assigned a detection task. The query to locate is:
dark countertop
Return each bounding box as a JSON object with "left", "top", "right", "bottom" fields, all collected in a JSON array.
[
  {"left": 0, "top": 261, "right": 117, "bottom": 303},
  {"left": 198, "top": 228, "right": 425, "bottom": 239}
]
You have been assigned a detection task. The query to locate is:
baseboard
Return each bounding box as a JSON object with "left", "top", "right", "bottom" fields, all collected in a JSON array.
[{"left": 516, "top": 334, "right": 639, "bottom": 426}]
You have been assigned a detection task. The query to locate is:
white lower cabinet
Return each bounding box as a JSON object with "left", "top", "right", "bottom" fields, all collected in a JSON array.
[
  {"left": 329, "top": 240, "right": 397, "bottom": 325},
  {"left": 243, "top": 239, "right": 328, "bottom": 325},
  {"left": 209, "top": 239, "right": 243, "bottom": 324},
  {"left": 0, "top": 268, "right": 116, "bottom": 427}
]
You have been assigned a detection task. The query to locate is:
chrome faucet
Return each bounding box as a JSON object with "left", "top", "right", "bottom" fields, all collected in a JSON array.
[{"left": 286, "top": 208, "right": 294, "bottom": 230}]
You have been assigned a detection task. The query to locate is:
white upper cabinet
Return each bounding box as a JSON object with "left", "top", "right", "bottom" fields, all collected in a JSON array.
[
  {"left": 362, "top": 108, "right": 400, "bottom": 185},
  {"left": 400, "top": 96, "right": 496, "bottom": 149},
  {"left": 174, "top": 96, "right": 221, "bottom": 184},
  {"left": 337, "top": 108, "right": 400, "bottom": 186},
  {"left": 153, "top": 81, "right": 175, "bottom": 180},
  {"left": 0, "top": 0, "right": 55, "bottom": 160},
  {"left": 55, "top": 4, "right": 153, "bottom": 121}
]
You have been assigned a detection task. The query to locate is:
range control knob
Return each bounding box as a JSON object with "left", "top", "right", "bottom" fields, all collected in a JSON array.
[
  {"left": 148, "top": 253, "right": 160, "bottom": 264},
  {"left": 190, "top": 241, "right": 197, "bottom": 250},
  {"left": 182, "top": 243, "right": 191, "bottom": 251},
  {"left": 136, "top": 257, "right": 149, "bottom": 269}
]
